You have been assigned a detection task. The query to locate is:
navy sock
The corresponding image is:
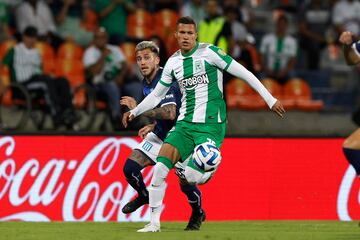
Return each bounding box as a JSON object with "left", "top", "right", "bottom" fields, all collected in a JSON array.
[
  {"left": 180, "top": 184, "right": 202, "bottom": 214},
  {"left": 123, "top": 159, "right": 148, "bottom": 199},
  {"left": 343, "top": 147, "right": 360, "bottom": 176}
]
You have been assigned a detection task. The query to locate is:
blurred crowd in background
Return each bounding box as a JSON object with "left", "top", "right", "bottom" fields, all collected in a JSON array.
[{"left": 0, "top": 0, "right": 359, "bottom": 132}]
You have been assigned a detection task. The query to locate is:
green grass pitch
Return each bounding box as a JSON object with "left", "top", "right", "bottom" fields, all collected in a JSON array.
[{"left": 1, "top": 221, "right": 359, "bottom": 240}]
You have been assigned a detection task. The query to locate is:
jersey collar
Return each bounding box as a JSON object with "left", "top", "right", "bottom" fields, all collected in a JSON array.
[{"left": 181, "top": 42, "right": 199, "bottom": 57}]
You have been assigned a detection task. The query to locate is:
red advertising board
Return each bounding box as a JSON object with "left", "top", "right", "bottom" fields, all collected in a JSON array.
[{"left": 0, "top": 136, "right": 358, "bottom": 221}]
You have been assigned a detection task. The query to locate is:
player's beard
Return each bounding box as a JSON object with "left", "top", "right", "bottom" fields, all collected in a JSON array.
[{"left": 143, "top": 67, "right": 156, "bottom": 82}]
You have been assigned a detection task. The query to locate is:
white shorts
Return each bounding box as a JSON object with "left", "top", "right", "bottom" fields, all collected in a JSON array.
[
  {"left": 134, "top": 132, "right": 163, "bottom": 163},
  {"left": 135, "top": 132, "right": 213, "bottom": 184}
]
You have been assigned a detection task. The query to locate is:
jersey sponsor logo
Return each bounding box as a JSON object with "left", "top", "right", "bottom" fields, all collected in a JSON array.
[
  {"left": 180, "top": 74, "right": 209, "bottom": 90},
  {"left": 165, "top": 94, "right": 174, "bottom": 99},
  {"left": 142, "top": 141, "right": 153, "bottom": 152}
]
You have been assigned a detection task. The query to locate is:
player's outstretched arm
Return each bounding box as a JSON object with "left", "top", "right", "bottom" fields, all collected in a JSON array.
[
  {"left": 339, "top": 31, "right": 360, "bottom": 65},
  {"left": 226, "top": 60, "right": 279, "bottom": 109}
]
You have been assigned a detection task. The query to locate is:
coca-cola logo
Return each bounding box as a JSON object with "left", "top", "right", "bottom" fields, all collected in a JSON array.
[
  {"left": 0, "top": 136, "right": 156, "bottom": 222},
  {"left": 337, "top": 165, "right": 360, "bottom": 220}
]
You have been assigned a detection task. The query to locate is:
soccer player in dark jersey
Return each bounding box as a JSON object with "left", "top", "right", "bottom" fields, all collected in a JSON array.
[
  {"left": 339, "top": 31, "right": 360, "bottom": 178},
  {"left": 120, "top": 41, "right": 211, "bottom": 230}
]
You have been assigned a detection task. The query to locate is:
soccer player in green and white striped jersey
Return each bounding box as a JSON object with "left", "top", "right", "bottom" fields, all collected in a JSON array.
[{"left": 122, "top": 17, "right": 285, "bottom": 232}]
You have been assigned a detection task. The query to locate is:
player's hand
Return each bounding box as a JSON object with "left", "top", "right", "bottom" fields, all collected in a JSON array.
[
  {"left": 138, "top": 123, "right": 155, "bottom": 138},
  {"left": 122, "top": 111, "right": 134, "bottom": 128},
  {"left": 120, "top": 96, "right": 137, "bottom": 109},
  {"left": 271, "top": 100, "right": 285, "bottom": 118},
  {"left": 339, "top": 31, "right": 354, "bottom": 45}
]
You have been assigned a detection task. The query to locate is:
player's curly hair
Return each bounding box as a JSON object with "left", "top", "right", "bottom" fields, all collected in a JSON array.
[{"left": 135, "top": 41, "right": 160, "bottom": 56}]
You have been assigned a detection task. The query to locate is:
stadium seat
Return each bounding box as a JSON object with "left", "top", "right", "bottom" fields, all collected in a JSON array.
[
  {"left": 226, "top": 78, "right": 266, "bottom": 110},
  {"left": 1, "top": 65, "right": 10, "bottom": 86},
  {"left": 55, "top": 59, "right": 85, "bottom": 86},
  {"left": 153, "top": 9, "right": 179, "bottom": 55},
  {"left": 55, "top": 59, "right": 85, "bottom": 92},
  {"left": 57, "top": 41, "right": 84, "bottom": 60},
  {"left": 0, "top": 67, "right": 11, "bottom": 106},
  {"left": 36, "top": 41, "right": 55, "bottom": 60},
  {"left": 120, "top": 42, "right": 136, "bottom": 64},
  {"left": 81, "top": 8, "right": 98, "bottom": 31},
  {"left": 0, "top": 39, "right": 16, "bottom": 60},
  {"left": 36, "top": 42, "right": 56, "bottom": 75},
  {"left": 154, "top": 9, "right": 178, "bottom": 41},
  {"left": 127, "top": 9, "right": 153, "bottom": 39},
  {"left": 283, "top": 78, "right": 324, "bottom": 111},
  {"left": 261, "top": 78, "right": 282, "bottom": 98},
  {"left": 166, "top": 35, "right": 179, "bottom": 56}
]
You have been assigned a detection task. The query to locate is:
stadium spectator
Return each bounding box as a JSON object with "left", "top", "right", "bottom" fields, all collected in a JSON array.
[
  {"left": 149, "top": 0, "right": 179, "bottom": 12},
  {"left": 332, "top": 0, "right": 360, "bottom": 36},
  {"left": 0, "top": 0, "right": 19, "bottom": 42},
  {"left": 95, "top": 0, "right": 135, "bottom": 44},
  {"left": 15, "top": 0, "right": 57, "bottom": 40},
  {"left": 49, "top": 0, "right": 93, "bottom": 47},
  {"left": 198, "top": 0, "right": 233, "bottom": 54},
  {"left": 83, "top": 28, "right": 142, "bottom": 130},
  {"left": 0, "top": 26, "right": 78, "bottom": 129},
  {"left": 298, "top": 0, "right": 331, "bottom": 70},
  {"left": 227, "top": 10, "right": 260, "bottom": 75},
  {"left": 222, "top": 0, "right": 252, "bottom": 30},
  {"left": 260, "top": 15, "right": 297, "bottom": 84},
  {"left": 180, "top": 0, "right": 206, "bottom": 25}
]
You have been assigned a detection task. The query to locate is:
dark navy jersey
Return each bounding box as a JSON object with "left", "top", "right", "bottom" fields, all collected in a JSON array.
[
  {"left": 143, "top": 68, "right": 181, "bottom": 141},
  {"left": 354, "top": 41, "right": 360, "bottom": 56}
]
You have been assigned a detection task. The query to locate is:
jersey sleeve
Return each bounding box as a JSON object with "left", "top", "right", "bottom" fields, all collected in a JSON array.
[
  {"left": 158, "top": 59, "right": 175, "bottom": 87},
  {"left": 226, "top": 59, "right": 277, "bottom": 109},
  {"left": 159, "top": 85, "right": 177, "bottom": 107},
  {"left": 207, "top": 45, "right": 233, "bottom": 71},
  {"left": 83, "top": 48, "right": 97, "bottom": 68},
  {"left": 353, "top": 41, "right": 360, "bottom": 57}
]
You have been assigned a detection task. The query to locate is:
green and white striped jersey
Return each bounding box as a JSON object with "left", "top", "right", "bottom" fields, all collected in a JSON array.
[
  {"left": 2, "top": 43, "right": 42, "bottom": 83},
  {"left": 159, "top": 42, "right": 232, "bottom": 123}
]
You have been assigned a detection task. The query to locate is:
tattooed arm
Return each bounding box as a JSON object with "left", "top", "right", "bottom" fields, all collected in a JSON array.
[{"left": 142, "top": 104, "right": 176, "bottom": 120}]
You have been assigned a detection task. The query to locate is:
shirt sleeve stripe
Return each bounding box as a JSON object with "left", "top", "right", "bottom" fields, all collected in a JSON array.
[
  {"left": 209, "top": 45, "right": 233, "bottom": 65},
  {"left": 224, "top": 58, "right": 233, "bottom": 71}
]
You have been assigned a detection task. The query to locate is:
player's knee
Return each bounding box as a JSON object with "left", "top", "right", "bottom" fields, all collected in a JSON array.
[
  {"left": 123, "top": 159, "right": 142, "bottom": 179},
  {"left": 343, "top": 138, "right": 359, "bottom": 149},
  {"left": 343, "top": 129, "right": 360, "bottom": 149}
]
